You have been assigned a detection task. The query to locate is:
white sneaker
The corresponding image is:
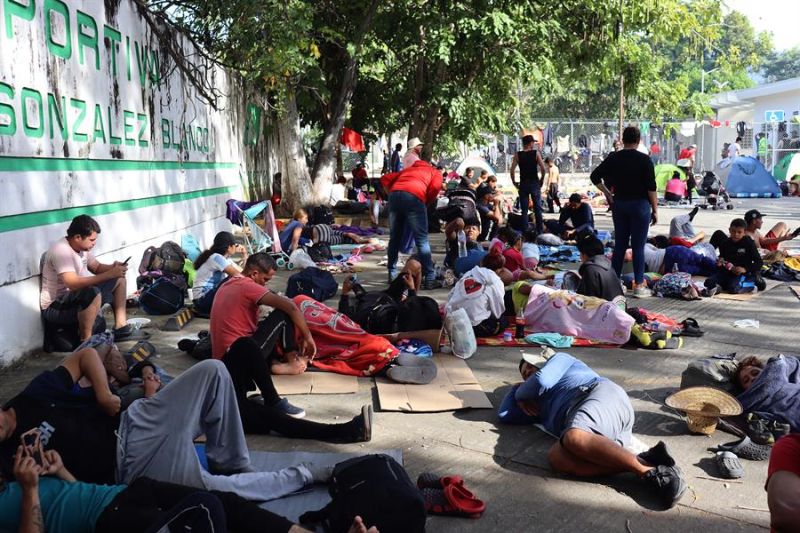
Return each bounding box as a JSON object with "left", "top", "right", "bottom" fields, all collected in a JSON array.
[{"left": 632, "top": 285, "right": 652, "bottom": 298}]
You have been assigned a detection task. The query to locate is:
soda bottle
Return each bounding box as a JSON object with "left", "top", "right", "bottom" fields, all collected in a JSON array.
[{"left": 515, "top": 308, "right": 526, "bottom": 339}]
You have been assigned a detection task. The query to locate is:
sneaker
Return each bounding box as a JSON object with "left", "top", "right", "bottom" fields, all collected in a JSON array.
[
  {"left": 113, "top": 325, "right": 150, "bottom": 341},
  {"left": 350, "top": 404, "right": 373, "bottom": 442},
  {"left": 771, "top": 420, "right": 791, "bottom": 442},
  {"left": 632, "top": 284, "right": 652, "bottom": 298},
  {"left": 273, "top": 397, "right": 306, "bottom": 419},
  {"left": 702, "top": 285, "right": 721, "bottom": 298},
  {"left": 638, "top": 441, "right": 677, "bottom": 468},
  {"left": 422, "top": 279, "right": 443, "bottom": 290},
  {"left": 643, "top": 465, "right": 687, "bottom": 509},
  {"left": 755, "top": 275, "right": 767, "bottom": 292},
  {"left": 746, "top": 413, "right": 774, "bottom": 445}
]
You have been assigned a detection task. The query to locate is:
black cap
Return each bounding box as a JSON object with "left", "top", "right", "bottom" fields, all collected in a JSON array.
[{"left": 744, "top": 209, "right": 764, "bottom": 223}]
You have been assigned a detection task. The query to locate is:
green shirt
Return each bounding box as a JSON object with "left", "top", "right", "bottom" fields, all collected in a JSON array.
[{"left": 0, "top": 477, "right": 125, "bottom": 532}]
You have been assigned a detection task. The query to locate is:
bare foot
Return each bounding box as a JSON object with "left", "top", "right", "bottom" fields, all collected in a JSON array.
[
  {"left": 347, "top": 516, "right": 379, "bottom": 533},
  {"left": 97, "top": 394, "right": 121, "bottom": 416}
]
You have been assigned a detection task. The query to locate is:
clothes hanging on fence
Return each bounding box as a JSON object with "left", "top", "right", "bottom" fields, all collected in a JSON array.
[{"left": 556, "top": 136, "right": 570, "bottom": 154}]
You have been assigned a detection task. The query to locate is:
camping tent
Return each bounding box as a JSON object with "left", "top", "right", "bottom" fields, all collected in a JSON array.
[
  {"left": 654, "top": 164, "right": 686, "bottom": 191},
  {"left": 725, "top": 156, "right": 782, "bottom": 198},
  {"left": 773, "top": 153, "right": 800, "bottom": 182},
  {"left": 455, "top": 157, "right": 500, "bottom": 182}
]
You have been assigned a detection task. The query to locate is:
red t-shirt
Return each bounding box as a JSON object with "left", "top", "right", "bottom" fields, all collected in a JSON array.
[
  {"left": 768, "top": 433, "right": 800, "bottom": 487},
  {"left": 503, "top": 247, "right": 524, "bottom": 272},
  {"left": 209, "top": 276, "right": 269, "bottom": 359}
]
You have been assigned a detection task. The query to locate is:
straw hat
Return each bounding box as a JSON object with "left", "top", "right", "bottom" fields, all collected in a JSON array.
[{"left": 666, "top": 387, "right": 743, "bottom": 435}]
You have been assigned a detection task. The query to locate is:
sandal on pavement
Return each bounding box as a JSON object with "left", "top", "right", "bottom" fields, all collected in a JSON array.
[
  {"left": 715, "top": 451, "right": 744, "bottom": 479},
  {"left": 444, "top": 483, "right": 486, "bottom": 517},
  {"left": 711, "top": 436, "right": 771, "bottom": 461},
  {"left": 417, "top": 473, "right": 464, "bottom": 490},
  {"left": 680, "top": 318, "right": 704, "bottom": 337}
]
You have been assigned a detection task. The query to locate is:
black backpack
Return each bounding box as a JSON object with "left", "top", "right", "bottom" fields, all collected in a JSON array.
[
  {"left": 398, "top": 295, "right": 442, "bottom": 332},
  {"left": 307, "top": 242, "right": 334, "bottom": 263},
  {"left": 139, "top": 275, "right": 187, "bottom": 315},
  {"left": 139, "top": 241, "right": 187, "bottom": 275},
  {"left": 353, "top": 292, "right": 400, "bottom": 334},
  {"left": 300, "top": 454, "right": 426, "bottom": 533},
  {"left": 308, "top": 205, "right": 335, "bottom": 225},
  {"left": 285, "top": 267, "right": 338, "bottom": 302}
]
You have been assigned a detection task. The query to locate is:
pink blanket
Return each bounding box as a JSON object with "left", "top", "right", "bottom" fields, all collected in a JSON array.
[{"left": 523, "top": 285, "right": 634, "bottom": 344}]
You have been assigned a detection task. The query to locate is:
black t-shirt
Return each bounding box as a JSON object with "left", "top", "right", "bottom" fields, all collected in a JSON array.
[
  {"left": 590, "top": 149, "right": 656, "bottom": 200},
  {"left": 0, "top": 369, "right": 119, "bottom": 484},
  {"left": 719, "top": 236, "right": 762, "bottom": 273}
]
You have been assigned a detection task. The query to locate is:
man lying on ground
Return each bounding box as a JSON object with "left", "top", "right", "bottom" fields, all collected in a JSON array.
[
  {"left": 735, "top": 355, "right": 800, "bottom": 433},
  {"left": 668, "top": 207, "right": 705, "bottom": 246},
  {"left": 745, "top": 209, "right": 800, "bottom": 252},
  {"left": 1, "top": 447, "right": 377, "bottom": 533},
  {"left": 40, "top": 214, "right": 142, "bottom": 344},
  {"left": 497, "top": 351, "right": 686, "bottom": 509},
  {"left": 0, "top": 359, "right": 348, "bottom": 503},
  {"left": 307, "top": 224, "right": 374, "bottom": 246}
]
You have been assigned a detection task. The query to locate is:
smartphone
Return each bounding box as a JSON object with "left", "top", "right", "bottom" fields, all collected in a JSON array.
[
  {"left": 21, "top": 430, "right": 43, "bottom": 467},
  {"left": 122, "top": 256, "right": 132, "bottom": 265}
]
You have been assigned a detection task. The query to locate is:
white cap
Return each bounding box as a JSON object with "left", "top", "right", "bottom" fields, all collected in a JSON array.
[
  {"left": 521, "top": 347, "right": 555, "bottom": 367},
  {"left": 408, "top": 137, "right": 423, "bottom": 150}
]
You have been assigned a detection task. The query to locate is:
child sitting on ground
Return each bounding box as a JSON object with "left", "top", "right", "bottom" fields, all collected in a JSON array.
[
  {"left": 704, "top": 218, "right": 765, "bottom": 294},
  {"left": 573, "top": 234, "right": 624, "bottom": 301}
]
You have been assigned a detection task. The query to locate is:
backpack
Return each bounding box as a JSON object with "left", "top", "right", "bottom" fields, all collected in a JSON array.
[
  {"left": 308, "top": 205, "right": 335, "bottom": 225},
  {"left": 139, "top": 241, "right": 188, "bottom": 276},
  {"left": 653, "top": 272, "right": 692, "bottom": 299},
  {"left": 139, "top": 275, "right": 187, "bottom": 315},
  {"left": 299, "top": 454, "right": 426, "bottom": 533},
  {"left": 307, "top": 242, "right": 333, "bottom": 263},
  {"left": 398, "top": 295, "right": 442, "bottom": 332},
  {"left": 353, "top": 292, "right": 400, "bottom": 334},
  {"left": 285, "top": 267, "right": 338, "bottom": 302}
]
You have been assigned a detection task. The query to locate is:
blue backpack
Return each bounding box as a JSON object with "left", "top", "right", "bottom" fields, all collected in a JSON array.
[{"left": 285, "top": 267, "right": 338, "bottom": 302}]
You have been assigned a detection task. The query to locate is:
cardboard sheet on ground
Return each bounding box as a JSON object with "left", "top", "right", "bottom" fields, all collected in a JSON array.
[
  {"left": 694, "top": 276, "right": 783, "bottom": 301},
  {"left": 376, "top": 355, "right": 493, "bottom": 412},
  {"left": 272, "top": 372, "right": 359, "bottom": 395}
]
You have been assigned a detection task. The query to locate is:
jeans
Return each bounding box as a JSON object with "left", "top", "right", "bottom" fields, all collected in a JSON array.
[
  {"left": 546, "top": 183, "right": 562, "bottom": 213},
  {"left": 611, "top": 198, "right": 651, "bottom": 285},
  {"left": 518, "top": 181, "right": 544, "bottom": 234},
  {"left": 387, "top": 191, "right": 434, "bottom": 281}
]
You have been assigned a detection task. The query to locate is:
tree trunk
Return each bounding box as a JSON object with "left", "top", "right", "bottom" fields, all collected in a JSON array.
[
  {"left": 310, "top": 0, "right": 380, "bottom": 203},
  {"left": 277, "top": 90, "right": 313, "bottom": 212}
]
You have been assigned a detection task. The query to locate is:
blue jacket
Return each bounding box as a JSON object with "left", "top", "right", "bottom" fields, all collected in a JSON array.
[{"left": 515, "top": 352, "right": 602, "bottom": 436}]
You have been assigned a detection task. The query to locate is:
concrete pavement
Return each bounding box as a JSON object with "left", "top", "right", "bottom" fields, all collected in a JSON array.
[{"left": 2, "top": 195, "right": 799, "bottom": 531}]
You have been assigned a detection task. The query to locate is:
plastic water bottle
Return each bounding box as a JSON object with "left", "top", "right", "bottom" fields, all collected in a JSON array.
[{"left": 457, "top": 230, "right": 468, "bottom": 258}]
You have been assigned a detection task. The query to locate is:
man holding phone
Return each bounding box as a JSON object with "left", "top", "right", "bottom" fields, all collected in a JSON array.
[{"left": 40, "top": 215, "right": 145, "bottom": 346}]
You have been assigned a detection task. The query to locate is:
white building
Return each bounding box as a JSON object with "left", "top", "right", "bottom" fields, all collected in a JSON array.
[{"left": 708, "top": 77, "right": 800, "bottom": 171}]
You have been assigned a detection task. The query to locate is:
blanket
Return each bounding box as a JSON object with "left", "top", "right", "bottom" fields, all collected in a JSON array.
[
  {"left": 523, "top": 285, "right": 634, "bottom": 344},
  {"left": 737, "top": 355, "right": 800, "bottom": 431},
  {"left": 293, "top": 295, "right": 398, "bottom": 376},
  {"left": 475, "top": 328, "right": 614, "bottom": 348}
]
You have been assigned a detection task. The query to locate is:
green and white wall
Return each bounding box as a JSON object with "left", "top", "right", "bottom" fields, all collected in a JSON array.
[{"left": 0, "top": 0, "right": 271, "bottom": 365}]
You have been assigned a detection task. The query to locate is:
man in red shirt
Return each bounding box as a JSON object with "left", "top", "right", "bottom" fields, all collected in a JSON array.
[
  {"left": 210, "top": 253, "right": 316, "bottom": 417},
  {"left": 381, "top": 159, "right": 443, "bottom": 289},
  {"left": 767, "top": 434, "right": 800, "bottom": 531}
]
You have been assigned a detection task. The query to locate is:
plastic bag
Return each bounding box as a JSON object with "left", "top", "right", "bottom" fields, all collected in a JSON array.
[
  {"left": 444, "top": 307, "right": 477, "bottom": 359},
  {"left": 289, "top": 248, "right": 316, "bottom": 270}
]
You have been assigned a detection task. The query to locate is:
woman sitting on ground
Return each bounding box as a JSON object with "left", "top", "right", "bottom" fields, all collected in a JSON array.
[
  {"left": 664, "top": 171, "right": 687, "bottom": 203},
  {"left": 279, "top": 208, "right": 312, "bottom": 252},
  {"left": 192, "top": 231, "right": 245, "bottom": 315}
]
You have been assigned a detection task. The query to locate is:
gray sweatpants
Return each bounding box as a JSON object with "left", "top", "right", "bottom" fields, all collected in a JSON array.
[{"left": 117, "top": 359, "right": 311, "bottom": 501}]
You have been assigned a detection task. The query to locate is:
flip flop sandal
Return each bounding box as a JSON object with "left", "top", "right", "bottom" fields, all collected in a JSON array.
[
  {"left": 420, "top": 487, "right": 483, "bottom": 518},
  {"left": 711, "top": 436, "right": 772, "bottom": 461},
  {"left": 680, "top": 318, "right": 704, "bottom": 337},
  {"left": 443, "top": 483, "right": 486, "bottom": 517},
  {"left": 417, "top": 473, "right": 465, "bottom": 490},
  {"left": 715, "top": 451, "right": 744, "bottom": 479}
]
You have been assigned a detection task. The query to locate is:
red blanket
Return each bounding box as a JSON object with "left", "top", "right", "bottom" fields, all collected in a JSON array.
[{"left": 293, "top": 295, "right": 398, "bottom": 376}]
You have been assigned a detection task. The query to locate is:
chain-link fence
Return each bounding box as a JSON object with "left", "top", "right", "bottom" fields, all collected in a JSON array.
[{"left": 750, "top": 121, "right": 800, "bottom": 173}]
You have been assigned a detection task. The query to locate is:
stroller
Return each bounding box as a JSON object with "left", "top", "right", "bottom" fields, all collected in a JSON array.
[{"left": 699, "top": 171, "right": 734, "bottom": 210}]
